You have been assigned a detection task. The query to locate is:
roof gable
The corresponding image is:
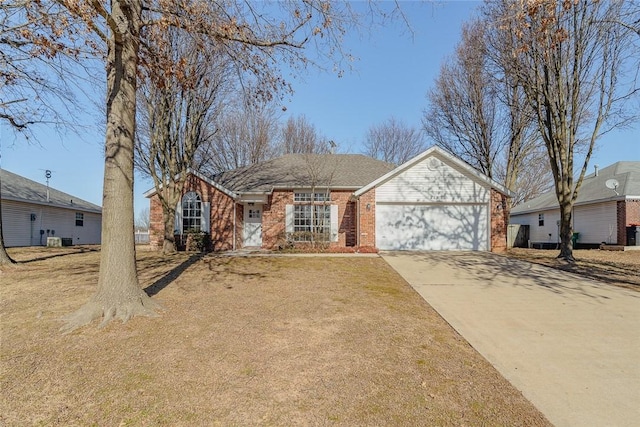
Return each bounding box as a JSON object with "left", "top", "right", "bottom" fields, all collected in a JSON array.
[
  {"left": 511, "top": 161, "right": 640, "bottom": 214},
  {"left": 142, "top": 168, "right": 238, "bottom": 199},
  {"left": 355, "top": 146, "right": 511, "bottom": 197},
  {"left": 1, "top": 169, "right": 102, "bottom": 213}
]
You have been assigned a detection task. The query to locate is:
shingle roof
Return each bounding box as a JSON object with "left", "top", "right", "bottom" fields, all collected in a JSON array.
[
  {"left": 1, "top": 169, "right": 102, "bottom": 213},
  {"left": 511, "top": 161, "right": 640, "bottom": 214},
  {"left": 212, "top": 154, "right": 396, "bottom": 193}
]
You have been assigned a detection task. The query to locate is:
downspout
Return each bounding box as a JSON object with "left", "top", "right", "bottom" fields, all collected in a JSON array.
[
  {"left": 355, "top": 196, "right": 360, "bottom": 250},
  {"left": 487, "top": 194, "right": 492, "bottom": 252},
  {"left": 233, "top": 201, "right": 237, "bottom": 251}
]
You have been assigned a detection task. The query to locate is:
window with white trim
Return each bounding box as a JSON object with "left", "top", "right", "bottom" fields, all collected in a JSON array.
[
  {"left": 182, "top": 192, "right": 202, "bottom": 232},
  {"left": 292, "top": 191, "right": 331, "bottom": 242},
  {"left": 75, "top": 212, "right": 84, "bottom": 227},
  {"left": 538, "top": 213, "right": 544, "bottom": 227}
]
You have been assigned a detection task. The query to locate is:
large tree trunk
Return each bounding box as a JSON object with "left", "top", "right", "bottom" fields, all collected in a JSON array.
[
  {"left": 62, "top": 0, "right": 160, "bottom": 332},
  {"left": 557, "top": 203, "right": 574, "bottom": 261},
  {"left": 163, "top": 207, "right": 177, "bottom": 253},
  {"left": 161, "top": 187, "right": 181, "bottom": 254}
]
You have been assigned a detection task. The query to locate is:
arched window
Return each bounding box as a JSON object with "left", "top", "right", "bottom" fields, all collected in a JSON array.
[{"left": 182, "top": 192, "right": 202, "bottom": 232}]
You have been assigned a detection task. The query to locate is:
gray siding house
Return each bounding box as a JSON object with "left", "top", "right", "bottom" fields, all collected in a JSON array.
[
  {"left": 510, "top": 162, "right": 640, "bottom": 247},
  {"left": 1, "top": 169, "right": 102, "bottom": 247}
]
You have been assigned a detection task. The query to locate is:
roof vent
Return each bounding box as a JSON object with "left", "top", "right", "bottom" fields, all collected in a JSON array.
[{"left": 594, "top": 164, "right": 599, "bottom": 177}]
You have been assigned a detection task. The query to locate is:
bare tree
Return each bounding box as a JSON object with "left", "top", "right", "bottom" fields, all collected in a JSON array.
[
  {"left": 16, "top": 0, "right": 397, "bottom": 331},
  {"left": 488, "top": 0, "right": 639, "bottom": 261},
  {"left": 424, "top": 20, "right": 501, "bottom": 179},
  {"left": 135, "top": 207, "right": 150, "bottom": 231},
  {"left": 197, "top": 98, "right": 280, "bottom": 174},
  {"left": 0, "top": 1, "right": 100, "bottom": 136},
  {"left": 136, "top": 28, "right": 231, "bottom": 254},
  {"left": 363, "top": 116, "right": 426, "bottom": 165},
  {"left": 293, "top": 154, "right": 341, "bottom": 247},
  {"left": 494, "top": 146, "right": 552, "bottom": 207},
  {"left": 1, "top": 1, "right": 99, "bottom": 265},
  {"left": 424, "top": 16, "right": 552, "bottom": 207},
  {"left": 278, "top": 115, "right": 331, "bottom": 155}
]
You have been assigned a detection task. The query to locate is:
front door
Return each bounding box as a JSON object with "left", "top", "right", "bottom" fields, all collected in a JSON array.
[{"left": 243, "top": 204, "right": 263, "bottom": 247}]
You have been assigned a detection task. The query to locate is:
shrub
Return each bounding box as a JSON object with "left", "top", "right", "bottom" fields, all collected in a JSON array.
[{"left": 184, "top": 231, "right": 211, "bottom": 252}]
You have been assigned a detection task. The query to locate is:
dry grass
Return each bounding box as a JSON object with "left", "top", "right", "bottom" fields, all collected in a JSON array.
[
  {"left": 508, "top": 248, "right": 640, "bottom": 289},
  {"left": 1, "top": 246, "right": 550, "bottom": 426}
]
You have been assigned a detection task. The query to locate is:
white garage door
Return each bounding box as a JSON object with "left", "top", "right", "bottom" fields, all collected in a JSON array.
[{"left": 376, "top": 204, "right": 488, "bottom": 251}]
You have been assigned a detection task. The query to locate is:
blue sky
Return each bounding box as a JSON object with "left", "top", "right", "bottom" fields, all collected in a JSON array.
[{"left": 1, "top": 1, "right": 638, "bottom": 215}]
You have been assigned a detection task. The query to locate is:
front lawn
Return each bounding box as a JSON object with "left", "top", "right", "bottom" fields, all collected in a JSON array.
[
  {"left": 507, "top": 248, "right": 640, "bottom": 289},
  {"left": 1, "top": 247, "right": 549, "bottom": 426}
]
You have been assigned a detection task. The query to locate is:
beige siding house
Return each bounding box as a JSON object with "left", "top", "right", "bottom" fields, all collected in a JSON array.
[{"left": 1, "top": 169, "right": 102, "bottom": 247}]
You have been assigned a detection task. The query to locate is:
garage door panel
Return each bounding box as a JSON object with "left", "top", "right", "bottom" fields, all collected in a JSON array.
[{"left": 376, "top": 204, "right": 487, "bottom": 251}]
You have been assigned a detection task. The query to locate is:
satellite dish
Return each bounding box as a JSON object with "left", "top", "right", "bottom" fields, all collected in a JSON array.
[{"left": 605, "top": 179, "right": 620, "bottom": 195}]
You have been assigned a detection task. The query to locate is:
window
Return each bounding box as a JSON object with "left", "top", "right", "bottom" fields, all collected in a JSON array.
[
  {"left": 292, "top": 191, "right": 331, "bottom": 242},
  {"left": 182, "top": 192, "right": 202, "bottom": 232},
  {"left": 75, "top": 212, "right": 84, "bottom": 227},
  {"left": 538, "top": 213, "right": 544, "bottom": 227},
  {"left": 294, "top": 191, "right": 329, "bottom": 202}
]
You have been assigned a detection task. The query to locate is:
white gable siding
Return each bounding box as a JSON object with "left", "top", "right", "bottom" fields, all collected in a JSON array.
[
  {"left": 1, "top": 200, "right": 101, "bottom": 247},
  {"left": 510, "top": 209, "right": 561, "bottom": 244},
  {"left": 573, "top": 201, "right": 617, "bottom": 244},
  {"left": 2, "top": 200, "right": 34, "bottom": 246},
  {"left": 78, "top": 212, "right": 101, "bottom": 244},
  {"left": 376, "top": 155, "right": 489, "bottom": 204}
]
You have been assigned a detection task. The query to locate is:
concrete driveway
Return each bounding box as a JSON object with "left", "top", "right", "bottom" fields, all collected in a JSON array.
[{"left": 381, "top": 251, "right": 640, "bottom": 427}]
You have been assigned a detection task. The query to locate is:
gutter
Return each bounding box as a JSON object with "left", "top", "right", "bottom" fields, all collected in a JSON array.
[
  {"left": 511, "top": 195, "right": 632, "bottom": 216},
  {"left": 2, "top": 196, "right": 102, "bottom": 214}
]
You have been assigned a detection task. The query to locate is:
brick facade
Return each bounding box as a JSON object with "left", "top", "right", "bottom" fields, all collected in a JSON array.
[
  {"left": 261, "top": 190, "right": 292, "bottom": 249},
  {"left": 148, "top": 173, "right": 509, "bottom": 253},
  {"left": 148, "top": 175, "right": 236, "bottom": 251},
  {"left": 149, "top": 175, "right": 363, "bottom": 252},
  {"left": 490, "top": 188, "right": 509, "bottom": 253},
  {"left": 617, "top": 199, "right": 640, "bottom": 245},
  {"left": 261, "top": 189, "right": 356, "bottom": 250},
  {"left": 148, "top": 195, "right": 164, "bottom": 250},
  {"left": 357, "top": 189, "right": 376, "bottom": 250}
]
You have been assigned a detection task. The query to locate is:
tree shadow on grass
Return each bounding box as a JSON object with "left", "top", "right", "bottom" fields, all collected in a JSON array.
[
  {"left": 520, "top": 258, "right": 640, "bottom": 290},
  {"left": 383, "top": 251, "right": 640, "bottom": 301},
  {"left": 144, "top": 253, "right": 206, "bottom": 297},
  {"left": 19, "top": 247, "right": 100, "bottom": 264}
]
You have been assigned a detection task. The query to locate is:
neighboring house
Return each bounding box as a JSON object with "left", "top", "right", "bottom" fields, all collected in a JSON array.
[
  {"left": 0, "top": 169, "right": 102, "bottom": 247},
  {"left": 146, "top": 147, "right": 511, "bottom": 252},
  {"left": 510, "top": 162, "right": 640, "bottom": 247}
]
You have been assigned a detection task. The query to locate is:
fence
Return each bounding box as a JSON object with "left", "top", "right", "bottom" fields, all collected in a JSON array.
[{"left": 135, "top": 230, "right": 150, "bottom": 244}]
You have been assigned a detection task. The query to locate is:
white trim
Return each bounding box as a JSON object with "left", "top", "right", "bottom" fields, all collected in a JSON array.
[
  {"left": 143, "top": 168, "right": 238, "bottom": 199},
  {"left": 237, "top": 194, "right": 269, "bottom": 203},
  {"left": 511, "top": 195, "right": 632, "bottom": 216},
  {"left": 174, "top": 200, "right": 181, "bottom": 234},
  {"left": 242, "top": 203, "right": 263, "bottom": 247},
  {"left": 0, "top": 195, "right": 102, "bottom": 214},
  {"left": 487, "top": 197, "right": 492, "bottom": 252},
  {"left": 330, "top": 205, "right": 339, "bottom": 242},
  {"left": 202, "top": 202, "right": 210, "bottom": 233},
  {"left": 354, "top": 146, "right": 511, "bottom": 198},
  {"left": 285, "top": 205, "right": 294, "bottom": 234},
  {"left": 233, "top": 203, "right": 237, "bottom": 251}
]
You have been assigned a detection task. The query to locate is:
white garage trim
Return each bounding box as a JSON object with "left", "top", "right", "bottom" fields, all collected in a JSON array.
[{"left": 376, "top": 203, "right": 489, "bottom": 251}]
